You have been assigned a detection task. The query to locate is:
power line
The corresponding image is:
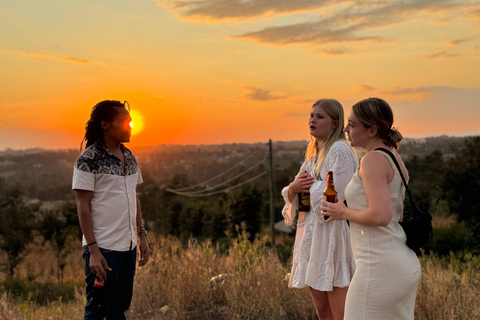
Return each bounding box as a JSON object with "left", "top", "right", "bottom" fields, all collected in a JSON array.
[
  {"left": 168, "top": 158, "right": 266, "bottom": 195},
  {"left": 165, "top": 171, "right": 267, "bottom": 197},
  {"left": 173, "top": 150, "right": 264, "bottom": 192}
]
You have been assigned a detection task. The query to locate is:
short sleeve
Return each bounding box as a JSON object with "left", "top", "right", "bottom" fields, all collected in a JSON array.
[
  {"left": 72, "top": 167, "right": 95, "bottom": 191},
  {"left": 137, "top": 167, "right": 143, "bottom": 185}
]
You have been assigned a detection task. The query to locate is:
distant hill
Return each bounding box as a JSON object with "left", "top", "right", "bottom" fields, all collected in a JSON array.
[{"left": 0, "top": 135, "right": 474, "bottom": 201}]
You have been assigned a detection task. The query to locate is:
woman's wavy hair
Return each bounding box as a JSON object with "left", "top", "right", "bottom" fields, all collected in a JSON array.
[
  {"left": 305, "top": 98, "right": 347, "bottom": 178},
  {"left": 81, "top": 100, "right": 129, "bottom": 150},
  {"left": 352, "top": 97, "right": 403, "bottom": 149}
]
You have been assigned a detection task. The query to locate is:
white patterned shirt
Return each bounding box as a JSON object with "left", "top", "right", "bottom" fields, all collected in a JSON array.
[{"left": 72, "top": 141, "right": 143, "bottom": 251}]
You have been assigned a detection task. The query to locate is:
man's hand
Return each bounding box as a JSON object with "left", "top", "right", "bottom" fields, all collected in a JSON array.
[
  {"left": 138, "top": 237, "right": 150, "bottom": 267},
  {"left": 89, "top": 249, "right": 112, "bottom": 281}
]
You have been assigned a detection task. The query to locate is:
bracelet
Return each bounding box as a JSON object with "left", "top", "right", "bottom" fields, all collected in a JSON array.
[
  {"left": 137, "top": 225, "right": 147, "bottom": 236},
  {"left": 87, "top": 241, "right": 97, "bottom": 247}
]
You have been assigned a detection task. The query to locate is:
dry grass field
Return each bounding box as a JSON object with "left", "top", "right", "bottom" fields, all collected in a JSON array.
[{"left": 1, "top": 230, "right": 479, "bottom": 320}]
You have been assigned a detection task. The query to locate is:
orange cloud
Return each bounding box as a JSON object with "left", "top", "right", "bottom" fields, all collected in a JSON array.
[
  {"left": 420, "top": 51, "right": 458, "bottom": 59},
  {"left": 161, "top": 0, "right": 470, "bottom": 51},
  {"left": 20, "top": 51, "right": 103, "bottom": 65},
  {"left": 354, "top": 85, "right": 433, "bottom": 102},
  {"left": 156, "top": 0, "right": 336, "bottom": 22},
  {"left": 446, "top": 38, "right": 469, "bottom": 47},
  {"left": 243, "top": 86, "right": 286, "bottom": 101}
]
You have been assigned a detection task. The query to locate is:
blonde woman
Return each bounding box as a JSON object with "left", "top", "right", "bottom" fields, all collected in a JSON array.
[
  {"left": 282, "top": 99, "right": 358, "bottom": 320},
  {"left": 321, "top": 98, "right": 421, "bottom": 319}
]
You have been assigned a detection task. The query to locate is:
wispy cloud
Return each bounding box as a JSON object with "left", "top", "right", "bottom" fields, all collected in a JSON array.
[
  {"left": 473, "top": 8, "right": 480, "bottom": 20},
  {"left": 355, "top": 85, "right": 433, "bottom": 101},
  {"left": 232, "top": 49, "right": 245, "bottom": 55},
  {"left": 232, "top": 19, "right": 385, "bottom": 46},
  {"left": 357, "top": 84, "right": 375, "bottom": 92},
  {"left": 284, "top": 111, "right": 308, "bottom": 119},
  {"left": 233, "top": 0, "right": 466, "bottom": 47},
  {"left": 447, "top": 38, "right": 468, "bottom": 46},
  {"left": 391, "top": 87, "right": 480, "bottom": 134},
  {"left": 160, "top": 0, "right": 475, "bottom": 52},
  {"left": 19, "top": 51, "right": 103, "bottom": 65},
  {"left": 319, "top": 47, "right": 354, "bottom": 55},
  {"left": 243, "top": 86, "right": 286, "bottom": 101},
  {"left": 465, "top": 5, "right": 480, "bottom": 22},
  {"left": 156, "top": 0, "right": 340, "bottom": 22},
  {"left": 420, "top": 50, "right": 458, "bottom": 59}
]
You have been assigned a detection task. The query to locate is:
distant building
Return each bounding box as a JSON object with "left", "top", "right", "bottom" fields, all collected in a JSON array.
[
  {"left": 274, "top": 219, "right": 294, "bottom": 234},
  {"left": 441, "top": 153, "right": 456, "bottom": 161}
]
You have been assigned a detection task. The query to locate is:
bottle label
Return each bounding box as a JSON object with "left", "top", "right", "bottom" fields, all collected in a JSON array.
[
  {"left": 94, "top": 278, "right": 105, "bottom": 288},
  {"left": 301, "top": 193, "right": 310, "bottom": 206},
  {"left": 324, "top": 194, "right": 337, "bottom": 203}
]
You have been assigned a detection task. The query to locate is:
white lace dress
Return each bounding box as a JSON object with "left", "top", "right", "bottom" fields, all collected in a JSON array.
[{"left": 281, "top": 141, "right": 358, "bottom": 291}]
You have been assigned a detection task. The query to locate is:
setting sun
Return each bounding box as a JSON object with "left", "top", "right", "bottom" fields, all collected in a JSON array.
[
  {"left": 129, "top": 109, "right": 144, "bottom": 136},
  {"left": 1, "top": 0, "right": 479, "bottom": 151}
]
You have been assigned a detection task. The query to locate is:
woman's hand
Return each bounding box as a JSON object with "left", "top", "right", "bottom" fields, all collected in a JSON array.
[
  {"left": 289, "top": 171, "right": 315, "bottom": 193},
  {"left": 320, "top": 198, "right": 346, "bottom": 222},
  {"left": 287, "top": 171, "right": 315, "bottom": 203}
]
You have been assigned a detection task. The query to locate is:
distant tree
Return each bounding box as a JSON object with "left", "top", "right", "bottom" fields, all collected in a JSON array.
[
  {"left": 201, "top": 200, "right": 227, "bottom": 242},
  {"left": 0, "top": 176, "right": 6, "bottom": 194},
  {"left": 405, "top": 150, "right": 446, "bottom": 211},
  {"left": 138, "top": 179, "right": 164, "bottom": 224},
  {"left": 178, "top": 200, "right": 206, "bottom": 243},
  {"left": 39, "top": 197, "right": 80, "bottom": 282},
  {"left": 225, "top": 184, "right": 263, "bottom": 241},
  {"left": 442, "top": 136, "right": 480, "bottom": 253},
  {"left": 0, "top": 188, "right": 38, "bottom": 277}
]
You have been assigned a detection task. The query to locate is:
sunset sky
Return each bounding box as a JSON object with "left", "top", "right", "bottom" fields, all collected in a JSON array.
[{"left": 1, "top": 0, "right": 480, "bottom": 150}]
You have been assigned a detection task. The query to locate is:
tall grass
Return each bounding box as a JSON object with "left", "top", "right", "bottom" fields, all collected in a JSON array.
[{"left": 1, "top": 232, "right": 479, "bottom": 319}]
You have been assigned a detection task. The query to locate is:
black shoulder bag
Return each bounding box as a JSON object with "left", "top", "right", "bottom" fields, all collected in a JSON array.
[{"left": 375, "top": 148, "right": 433, "bottom": 250}]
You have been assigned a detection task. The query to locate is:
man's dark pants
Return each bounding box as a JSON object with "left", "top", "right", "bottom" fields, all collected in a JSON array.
[{"left": 83, "top": 246, "right": 137, "bottom": 320}]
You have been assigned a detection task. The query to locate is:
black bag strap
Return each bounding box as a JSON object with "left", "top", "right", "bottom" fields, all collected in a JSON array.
[{"left": 374, "top": 147, "right": 416, "bottom": 208}]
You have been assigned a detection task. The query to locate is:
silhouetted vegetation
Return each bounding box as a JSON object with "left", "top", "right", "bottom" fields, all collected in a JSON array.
[
  {"left": 0, "top": 136, "right": 477, "bottom": 259},
  {"left": 0, "top": 136, "right": 477, "bottom": 268},
  {"left": 0, "top": 136, "right": 479, "bottom": 319},
  {"left": 0, "top": 188, "right": 38, "bottom": 277},
  {"left": 442, "top": 136, "right": 480, "bottom": 254}
]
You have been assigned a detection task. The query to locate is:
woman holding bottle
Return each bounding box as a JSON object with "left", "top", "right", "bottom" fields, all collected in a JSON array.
[
  {"left": 321, "top": 97, "right": 421, "bottom": 319},
  {"left": 282, "top": 99, "right": 358, "bottom": 320}
]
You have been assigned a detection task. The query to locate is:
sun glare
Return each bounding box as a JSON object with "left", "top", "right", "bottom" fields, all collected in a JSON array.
[{"left": 129, "top": 109, "right": 144, "bottom": 135}]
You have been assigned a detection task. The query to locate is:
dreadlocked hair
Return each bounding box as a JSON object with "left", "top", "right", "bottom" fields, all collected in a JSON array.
[{"left": 81, "top": 100, "right": 126, "bottom": 150}]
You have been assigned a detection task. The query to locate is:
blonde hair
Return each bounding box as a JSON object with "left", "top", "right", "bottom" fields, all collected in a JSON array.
[
  {"left": 305, "top": 99, "right": 347, "bottom": 178},
  {"left": 352, "top": 97, "right": 403, "bottom": 149}
]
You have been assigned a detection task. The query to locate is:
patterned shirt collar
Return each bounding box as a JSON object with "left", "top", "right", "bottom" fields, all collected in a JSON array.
[
  {"left": 75, "top": 140, "right": 138, "bottom": 176},
  {"left": 94, "top": 140, "right": 132, "bottom": 158}
]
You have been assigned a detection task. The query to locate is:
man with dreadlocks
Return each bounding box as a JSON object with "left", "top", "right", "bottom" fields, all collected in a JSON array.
[{"left": 72, "top": 100, "right": 149, "bottom": 319}]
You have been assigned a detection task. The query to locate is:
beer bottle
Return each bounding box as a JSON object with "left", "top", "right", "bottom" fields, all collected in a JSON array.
[
  {"left": 323, "top": 171, "right": 337, "bottom": 220},
  {"left": 298, "top": 191, "right": 310, "bottom": 212}
]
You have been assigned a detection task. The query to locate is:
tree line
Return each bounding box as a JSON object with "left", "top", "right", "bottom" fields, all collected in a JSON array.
[{"left": 1, "top": 136, "right": 479, "bottom": 279}]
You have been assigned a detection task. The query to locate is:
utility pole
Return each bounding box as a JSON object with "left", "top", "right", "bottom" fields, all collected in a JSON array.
[{"left": 268, "top": 139, "right": 275, "bottom": 246}]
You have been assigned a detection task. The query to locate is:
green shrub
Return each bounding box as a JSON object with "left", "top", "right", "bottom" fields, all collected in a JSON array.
[
  {"left": 1, "top": 279, "right": 78, "bottom": 305},
  {"left": 425, "top": 222, "right": 470, "bottom": 256}
]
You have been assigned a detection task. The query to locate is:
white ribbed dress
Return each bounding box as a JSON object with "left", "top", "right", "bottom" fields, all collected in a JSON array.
[
  {"left": 344, "top": 150, "right": 421, "bottom": 320},
  {"left": 281, "top": 141, "right": 358, "bottom": 291}
]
